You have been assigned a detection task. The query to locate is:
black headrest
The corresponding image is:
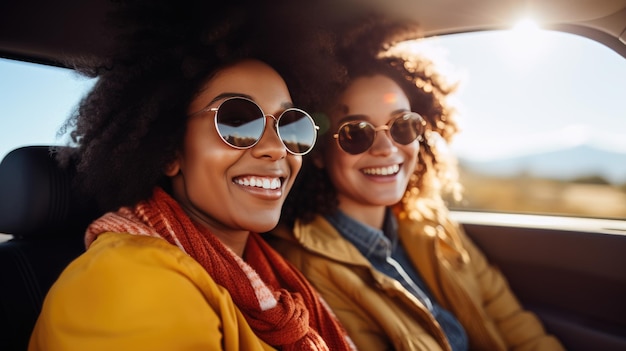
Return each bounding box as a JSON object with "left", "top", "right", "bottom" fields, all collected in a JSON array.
[{"left": 0, "top": 146, "right": 99, "bottom": 239}]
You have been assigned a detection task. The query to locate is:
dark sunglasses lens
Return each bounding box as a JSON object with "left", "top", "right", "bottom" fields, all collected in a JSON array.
[
  {"left": 390, "top": 113, "right": 424, "bottom": 145},
  {"left": 277, "top": 110, "right": 317, "bottom": 154},
  {"left": 215, "top": 98, "right": 265, "bottom": 148},
  {"left": 338, "top": 122, "right": 375, "bottom": 155}
]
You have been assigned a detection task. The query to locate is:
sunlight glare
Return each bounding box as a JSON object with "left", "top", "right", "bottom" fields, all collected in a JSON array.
[
  {"left": 502, "top": 17, "right": 546, "bottom": 67},
  {"left": 512, "top": 18, "right": 540, "bottom": 33}
]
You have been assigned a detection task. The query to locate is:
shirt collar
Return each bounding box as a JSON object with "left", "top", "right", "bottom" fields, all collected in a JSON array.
[{"left": 325, "top": 208, "right": 398, "bottom": 259}]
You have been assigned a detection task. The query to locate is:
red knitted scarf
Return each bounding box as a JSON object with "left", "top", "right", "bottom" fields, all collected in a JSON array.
[{"left": 86, "top": 187, "right": 355, "bottom": 351}]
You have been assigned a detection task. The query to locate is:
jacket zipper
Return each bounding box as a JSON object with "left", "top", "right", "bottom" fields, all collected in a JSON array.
[{"left": 385, "top": 256, "right": 434, "bottom": 312}]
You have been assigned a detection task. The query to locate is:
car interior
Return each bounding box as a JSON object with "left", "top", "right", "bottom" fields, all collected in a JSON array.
[
  {"left": 0, "top": 146, "right": 100, "bottom": 350},
  {"left": 1, "top": 1, "right": 625, "bottom": 350}
]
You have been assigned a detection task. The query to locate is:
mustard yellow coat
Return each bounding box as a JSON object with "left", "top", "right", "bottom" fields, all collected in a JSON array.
[
  {"left": 29, "top": 232, "right": 275, "bottom": 351},
  {"left": 268, "top": 214, "right": 564, "bottom": 351}
]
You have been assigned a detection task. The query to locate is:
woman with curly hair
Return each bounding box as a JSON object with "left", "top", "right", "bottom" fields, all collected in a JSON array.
[
  {"left": 268, "top": 15, "right": 564, "bottom": 351},
  {"left": 28, "top": 1, "right": 355, "bottom": 350}
]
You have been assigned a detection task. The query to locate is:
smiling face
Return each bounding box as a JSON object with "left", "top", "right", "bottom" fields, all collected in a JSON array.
[
  {"left": 166, "top": 59, "right": 301, "bottom": 241},
  {"left": 319, "top": 74, "right": 419, "bottom": 225}
]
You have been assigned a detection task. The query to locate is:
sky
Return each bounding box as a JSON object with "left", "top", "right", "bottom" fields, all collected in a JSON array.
[
  {"left": 411, "top": 27, "right": 626, "bottom": 160},
  {"left": 1, "top": 24, "right": 626, "bottom": 165},
  {"left": 0, "top": 60, "right": 96, "bottom": 157}
]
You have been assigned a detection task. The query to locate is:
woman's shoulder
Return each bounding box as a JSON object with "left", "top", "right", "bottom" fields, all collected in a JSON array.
[
  {"left": 62, "top": 232, "right": 230, "bottom": 298},
  {"left": 49, "top": 232, "right": 226, "bottom": 305},
  {"left": 31, "top": 232, "right": 272, "bottom": 350}
]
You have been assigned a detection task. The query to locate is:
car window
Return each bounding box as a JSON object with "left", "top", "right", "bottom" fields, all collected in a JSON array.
[
  {"left": 0, "top": 58, "right": 95, "bottom": 240},
  {"left": 0, "top": 58, "right": 96, "bottom": 160},
  {"left": 1, "top": 28, "right": 625, "bottom": 220},
  {"left": 406, "top": 28, "right": 626, "bottom": 219}
]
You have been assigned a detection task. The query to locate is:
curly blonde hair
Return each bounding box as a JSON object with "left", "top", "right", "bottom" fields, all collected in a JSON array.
[{"left": 282, "top": 14, "right": 463, "bottom": 225}]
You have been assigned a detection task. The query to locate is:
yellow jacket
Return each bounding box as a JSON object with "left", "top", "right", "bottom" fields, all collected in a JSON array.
[
  {"left": 268, "top": 214, "right": 564, "bottom": 351},
  {"left": 29, "top": 232, "right": 275, "bottom": 351}
]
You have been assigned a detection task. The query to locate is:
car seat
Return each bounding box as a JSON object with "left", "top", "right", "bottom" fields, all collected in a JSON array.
[{"left": 0, "top": 146, "right": 100, "bottom": 351}]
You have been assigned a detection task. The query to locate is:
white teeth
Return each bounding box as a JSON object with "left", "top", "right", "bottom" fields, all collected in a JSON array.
[
  {"left": 362, "top": 164, "right": 400, "bottom": 176},
  {"left": 235, "top": 176, "right": 281, "bottom": 189}
]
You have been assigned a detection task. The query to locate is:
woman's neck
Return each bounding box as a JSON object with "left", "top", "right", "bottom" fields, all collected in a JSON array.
[
  {"left": 337, "top": 200, "right": 387, "bottom": 230},
  {"left": 208, "top": 229, "right": 250, "bottom": 257},
  {"left": 178, "top": 200, "right": 250, "bottom": 257}
]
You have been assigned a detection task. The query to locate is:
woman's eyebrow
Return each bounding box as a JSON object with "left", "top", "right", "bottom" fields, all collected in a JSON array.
[
  {"left": 281, "top": 101, "right": 295, "bottom": 109},
  {"left": 337, "top": 114, "right": 369, "bottom": 124},
  {"left": 206, "top": 92, "right": 253, "bottom": 106},
  {"left": 336, "top": 108, "right": 411, "bottom": 125},
  {"left": 207, "top": 93, "right": 294, "bottom": 110},
  {"left": 389, "top": 108, "right": 410, "bottom": 116}
]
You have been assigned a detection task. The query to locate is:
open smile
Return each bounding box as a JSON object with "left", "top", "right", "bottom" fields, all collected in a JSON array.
[
  {"left": 233, "top": 175, "right": 284, "bottom": 190},
  {"left": 361, "top": 164, "right": 401, "bottom": 176}
]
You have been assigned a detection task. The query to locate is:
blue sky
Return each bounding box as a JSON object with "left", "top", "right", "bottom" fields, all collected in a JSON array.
[
  {"left": 1, "top": 60, "right": 96, "bottom": 157},
  {"left": 1, "top": 27, "right": 625, "bottom": 167},
  {"left": 413, "top": 29, "right": 626, "bottom": 160}
]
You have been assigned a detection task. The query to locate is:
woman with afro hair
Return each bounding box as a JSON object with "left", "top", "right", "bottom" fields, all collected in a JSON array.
[
  {"left": 268, "top": 14, "right": 564, "bottom": 351},
  {"left": 28, "top": 1, "right": 356, "bottom": 350}
]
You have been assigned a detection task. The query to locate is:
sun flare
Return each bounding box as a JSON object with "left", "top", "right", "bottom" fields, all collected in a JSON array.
[{"left": 501, "top": 17, "right": 546, "bottom": 67}]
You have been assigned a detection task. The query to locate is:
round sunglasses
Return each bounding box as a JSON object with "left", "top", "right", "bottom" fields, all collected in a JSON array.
[
  {"left": 193, "top": 96, "right": 319, "bottom": 155},
  {"left": 333, "top": 112, "right": 426, "bottom": 155}
]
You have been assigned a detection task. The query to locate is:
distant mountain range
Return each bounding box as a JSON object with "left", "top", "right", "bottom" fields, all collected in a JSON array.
[{"left": 459, "top": 144, "right": 626, "bottom": 185}]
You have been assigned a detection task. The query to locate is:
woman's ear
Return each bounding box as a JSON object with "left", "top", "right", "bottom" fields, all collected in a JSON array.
[{"left": 164, "top": 158, "right": 181, "bottom": 177}]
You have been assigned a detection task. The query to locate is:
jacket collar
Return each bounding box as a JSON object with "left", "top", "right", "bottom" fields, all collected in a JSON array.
[
  {"left": 324, "top": 209, "right": 397, "bottom": 260},
  {"left": 291, "top": 215, "right": 373, "bottom": 267},
  {"left": 286, "top": 214, "right": 449, "bottom": 320}
]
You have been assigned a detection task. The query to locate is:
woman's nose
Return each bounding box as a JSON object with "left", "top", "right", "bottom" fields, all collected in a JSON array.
[
  {"left": 250, "top": 116, "right": 287, "bottom": 160},
  {"left": 369, "top": 130, "right": 397, "bottom": 156}
]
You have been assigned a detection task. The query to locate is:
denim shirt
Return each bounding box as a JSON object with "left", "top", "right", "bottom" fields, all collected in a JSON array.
[{"left": 326, "top": 209, "right": 468, "bottom": 351}]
